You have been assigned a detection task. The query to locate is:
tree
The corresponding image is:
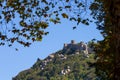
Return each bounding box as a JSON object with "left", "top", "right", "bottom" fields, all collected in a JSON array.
[
  {"left": 0, "top": 0, "right": 90, "bottom": 47},
  {"left": 90, "top": 0, "right": 120, "bottom": 79}
]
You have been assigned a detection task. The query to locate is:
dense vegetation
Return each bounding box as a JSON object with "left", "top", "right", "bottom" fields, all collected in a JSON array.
[
  {"left": 90, "top": 0, "right": 120, "bottom": 79},
  {"left": 13, "top": 48, "right": 96, "bottom": 80}
]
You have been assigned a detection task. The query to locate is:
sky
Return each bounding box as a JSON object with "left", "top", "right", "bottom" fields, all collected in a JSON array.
[{"left": 0, "top": 19, "right": 103, "bottom": 80}]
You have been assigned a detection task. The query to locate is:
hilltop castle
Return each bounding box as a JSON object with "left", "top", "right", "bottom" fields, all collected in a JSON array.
[
  {"left": 63, "top": 40, "right": 90, "bottom": 57},
  {"left": 63, "top": 40, "right": 87, "bottom": 51}
]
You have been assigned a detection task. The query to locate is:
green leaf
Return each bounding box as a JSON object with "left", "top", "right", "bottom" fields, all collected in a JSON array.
[
  {"left": 62, "top": 13, "right": 68, "bottom": 18},
  {"left": 36, "top": 37, "right": 42, "bottom": 41}
]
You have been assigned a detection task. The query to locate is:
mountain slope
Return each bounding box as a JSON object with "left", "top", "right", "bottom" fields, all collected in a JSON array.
[{"left": 13, "top": 48, "right": 97, "bottom": 80}]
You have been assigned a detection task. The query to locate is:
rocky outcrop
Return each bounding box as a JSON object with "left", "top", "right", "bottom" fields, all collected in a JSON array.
[{"left": 61, "top": 66, "right": 71, "bottom": 75}]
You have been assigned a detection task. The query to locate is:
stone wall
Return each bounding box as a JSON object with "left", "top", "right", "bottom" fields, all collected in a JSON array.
[{"left": 63, "top": 40, "right": 89, "bottom": 55}]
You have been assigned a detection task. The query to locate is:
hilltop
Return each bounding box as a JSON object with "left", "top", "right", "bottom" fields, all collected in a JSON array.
[{"left": 13, "top": 41, "right": 96, "bottom": 80}]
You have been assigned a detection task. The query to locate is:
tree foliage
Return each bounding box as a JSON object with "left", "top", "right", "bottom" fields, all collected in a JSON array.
[
  {"left": 90, "top": 0, "right": 120, "bottom": 79},
  {"left": 0, "top": 0, "right": 90, "bottom": 47}
]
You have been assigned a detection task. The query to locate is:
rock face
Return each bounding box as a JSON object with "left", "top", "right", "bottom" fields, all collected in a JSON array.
[{"left": 61, "top": 66, "right": 71, "bottom": 75}]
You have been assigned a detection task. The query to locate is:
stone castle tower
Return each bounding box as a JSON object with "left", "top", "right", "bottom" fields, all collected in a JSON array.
[
  {"left": 71, "top": 40, "right": 76, "bottom": 44},
  {"left": 63, "top": 40, "right": 76, "bottom": 48},
  {"left": 63, "top": 40, "right": 89, "bottom": 55}
]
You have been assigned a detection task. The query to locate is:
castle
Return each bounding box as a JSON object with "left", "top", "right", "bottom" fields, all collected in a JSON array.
[{"left": 63, "top": 40, "right": 90, "bottom": 57}]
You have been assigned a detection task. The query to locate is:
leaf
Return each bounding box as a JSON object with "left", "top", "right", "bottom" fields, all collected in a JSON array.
[
  {"left": 0, "top": 16, "right": 2, "bottom": 19},
  {"left": 44, "top": 32, "right": 49, "bottom": 35},
  {"left": 66, "top": 0, "right": 69, "bottom": 2},
  {"left": 36, "top": 35, "right": 42, "bottom": 41},
  {"left": 85, "top": 22, "right": 89, "bottom": 25},
  {"left": 65, "top": 6, "right": 71, "bottom": 8},
  {"left": 20, "top": 20, "right": 26, "bottom": 26},
  {"left": 62, "top": 13, "right": 68, "bottom": 18},
  {"left": 70, "top": 17, "right": 76, "bottom": 21},
  {"left": 41, "top": 0, "right": 48, "bottom": 4},
  {"left": 15, "top": 48, "right": 18, "bottom": 51},
  {"left": 45, "top": 6, "right": 49, "bottom": 11},
  {"left": 36, "top": 38, "right": 42, "bottom": 41},
  {"left": 1, "top": 35, "right": 6, "bottom": 40},
  {"left": 49, "top": 18, "right": 60, "bottom": 24},
  {"left": 73, "top": 26, "right": 76, "bottom": 30},
  {"left": 82, "top": 20, "right": 89, "bottom": 25},
  {"left": 77, "top": 3, "right": 83, "bottom": 7},
  {"left": 77, "top": 18, "right": 81, "bottom": 25}
]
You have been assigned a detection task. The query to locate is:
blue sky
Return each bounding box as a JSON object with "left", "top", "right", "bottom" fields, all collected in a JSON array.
[{"left": 0, "top": 19, "right": 103, "bottom": 80}]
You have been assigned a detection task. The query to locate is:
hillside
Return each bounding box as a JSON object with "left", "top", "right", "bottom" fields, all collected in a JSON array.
[{"left": 13, "top": 42, "right": 97, "bottom": 80}]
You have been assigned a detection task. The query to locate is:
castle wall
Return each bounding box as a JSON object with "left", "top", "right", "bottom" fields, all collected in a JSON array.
[{"left": 63, "top": 40, "right": 91, "bottom": 54}]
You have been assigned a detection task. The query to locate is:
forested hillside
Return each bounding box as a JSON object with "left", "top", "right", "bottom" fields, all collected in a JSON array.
[{"left": 13, "top": 44, "right": 97, "bottom": 80}]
